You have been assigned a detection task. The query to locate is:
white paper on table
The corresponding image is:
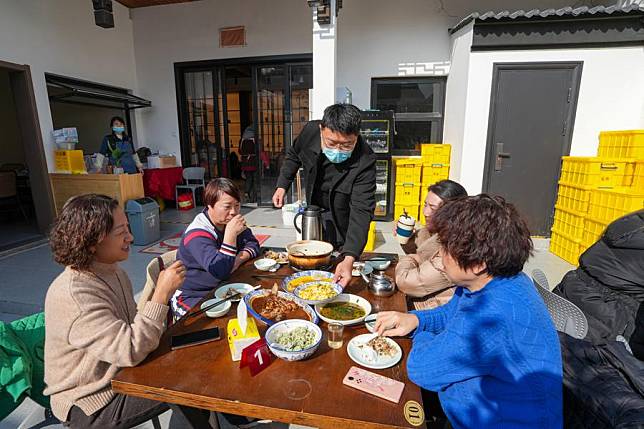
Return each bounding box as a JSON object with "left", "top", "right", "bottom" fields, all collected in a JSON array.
[{"left": 237, "top": 299, "right": 248, "bottom": 335}]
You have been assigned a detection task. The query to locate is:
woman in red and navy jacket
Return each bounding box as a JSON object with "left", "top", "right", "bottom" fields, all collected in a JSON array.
[{"left": 171, "top": 178, "right": 260, "bottom": 319}]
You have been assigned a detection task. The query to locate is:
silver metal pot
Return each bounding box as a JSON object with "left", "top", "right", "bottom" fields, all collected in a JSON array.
[{"left": 367, "top": 272, "right": 396, "bottom": 297}]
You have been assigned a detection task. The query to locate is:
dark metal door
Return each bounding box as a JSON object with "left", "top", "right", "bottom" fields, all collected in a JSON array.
[{"left": 483, "top": 62, "right": 582, "bottom": 236}]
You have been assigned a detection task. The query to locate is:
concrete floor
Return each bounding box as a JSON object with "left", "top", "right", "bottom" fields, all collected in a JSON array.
[{"left": 0, "top": 205, "right": 574, "bottom": 428}]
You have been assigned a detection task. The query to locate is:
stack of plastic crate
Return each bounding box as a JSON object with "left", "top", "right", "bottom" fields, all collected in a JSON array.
[
  {"left": 393, "top": 158, "right": 423, "bottom": 221},
  {"left": 550, "top": 130, "right": 644, "bottom": 265},
  {"left": 418, "top": 144, "right": 451, "bottom": 225}
]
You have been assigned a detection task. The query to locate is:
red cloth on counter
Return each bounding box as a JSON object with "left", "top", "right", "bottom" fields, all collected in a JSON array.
[{"left": 143, "top": 167, "right": 184, "bottom": 200}]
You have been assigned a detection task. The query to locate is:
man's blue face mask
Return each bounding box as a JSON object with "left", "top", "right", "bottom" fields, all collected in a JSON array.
[
  {"left": 112, "top": 126, "right": 125, "bottom": 133},
  {"left": 322, "top": 147, "right": 352, "bottom": 164}
]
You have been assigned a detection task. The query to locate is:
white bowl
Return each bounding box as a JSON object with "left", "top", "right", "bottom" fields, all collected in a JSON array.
[
  {"left": 214, "top": 283, "right": 254, "bottom": 302},
  {"left": 315, "top": 294, "right": 372, "bottom": 326},
  {"left": 200, "top": 298, "right": 232, "bottom": 318},
  {"left": 265, "top": 319, "right": 322, "bottom": 361},
  {"left": 364, "top": 314, "right": 377, "bottom": 333},
  {"left": 366, "top": 258, "right": 391, "bottom": 271},
  {"left": 254, "top": 258, "right": 278, "bottom": 271}
]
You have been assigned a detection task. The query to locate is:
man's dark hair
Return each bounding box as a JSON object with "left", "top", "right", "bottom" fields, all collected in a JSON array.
[
  {"left": 204, "top": 177, "right": 241, "bottom": 207},
  {"left": 428, "top": 194, "right": 533, "bottom": 278},
  {"left": 49, "top": 194, "right": 119, "bottom": 270},
  {"left": 321, "top": 103, "right": 362, "bottom": 136},
  {"left": 428, "top": 179, "right": 468, "bottom": 201}
]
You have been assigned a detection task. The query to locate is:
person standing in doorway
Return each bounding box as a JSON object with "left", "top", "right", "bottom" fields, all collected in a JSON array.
[
  {"left": 100, "top": 116, "right": 143, "bottom": 174},
  {"left": 240, "top": 124, "right": 258, "bottom": 203},
  {"left": 272, "top": 104, "right": 376, "bottom": 287}
]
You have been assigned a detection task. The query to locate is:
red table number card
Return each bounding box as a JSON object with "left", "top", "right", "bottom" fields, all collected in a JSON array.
[{"left": 240, "top": 338, "right": 273, "bottom": 376}]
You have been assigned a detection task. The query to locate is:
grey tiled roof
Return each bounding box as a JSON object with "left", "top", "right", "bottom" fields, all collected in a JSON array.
[{"left": 450, "top": 4, "right": 644, "bottom": 34}]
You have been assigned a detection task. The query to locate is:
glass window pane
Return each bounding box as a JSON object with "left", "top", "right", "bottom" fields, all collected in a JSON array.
[
  {"left": 394, "top": 121, "right": 441, "bottom": 151},
  {"left": 374, "top": 81, "right": 443, "bottom": 113}
]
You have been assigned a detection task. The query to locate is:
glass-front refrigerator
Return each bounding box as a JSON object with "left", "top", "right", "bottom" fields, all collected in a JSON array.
[{"left": 360, "top": 110, "right": 395, "bottom": 221}]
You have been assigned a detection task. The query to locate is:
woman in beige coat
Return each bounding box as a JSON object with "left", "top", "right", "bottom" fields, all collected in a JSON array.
[{"left": 396, "top": 180, "right": 467, "bottom": 310}]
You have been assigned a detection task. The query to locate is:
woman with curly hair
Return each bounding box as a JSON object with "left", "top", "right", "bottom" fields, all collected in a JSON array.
[
  {"left": 376, "top": 195, "right": 562, "bottom": 429},
  {"left": 44, "top": 194, "right": 213, "bottom": 429}
]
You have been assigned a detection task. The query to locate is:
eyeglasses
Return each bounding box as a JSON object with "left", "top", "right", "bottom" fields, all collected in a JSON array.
[{"left": 321, "top": 133, "right": 357, "bottom": 152}]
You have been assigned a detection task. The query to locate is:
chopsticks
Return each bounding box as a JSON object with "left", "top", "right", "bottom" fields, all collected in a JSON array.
[
  {"left": 186, "top": 285, "right": 260, "bottom": 319},
  {"left": 253, "top": 274, "right": 287, "bottom": 280}
]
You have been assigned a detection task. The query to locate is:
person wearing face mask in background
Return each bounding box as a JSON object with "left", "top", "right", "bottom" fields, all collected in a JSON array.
[
  {"left": 99, "top": 116, "right": 144, "bottom": 174},
  {"left": 272, "top": 104, "right": 376, "bottom": 287}
]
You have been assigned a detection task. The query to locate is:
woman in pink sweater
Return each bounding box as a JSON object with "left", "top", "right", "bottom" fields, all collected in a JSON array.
[{"left": 44, "top": 194, "right": 213, "bottom": 429}]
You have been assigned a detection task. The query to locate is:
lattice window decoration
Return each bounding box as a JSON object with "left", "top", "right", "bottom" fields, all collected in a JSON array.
[{"left": 220, "top": 26, "right": 246, "bottom": 48}]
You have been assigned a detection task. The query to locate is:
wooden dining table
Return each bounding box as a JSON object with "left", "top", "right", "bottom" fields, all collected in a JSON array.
[{"left": 112, "top": 254, "right": 426, "bottom": 429}]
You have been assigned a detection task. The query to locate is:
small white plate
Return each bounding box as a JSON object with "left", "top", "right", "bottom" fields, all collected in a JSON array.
[
  {"left": 352, "top": 263, "right": 373, "bottom": 277},
  {"left": 347, "top": 333, "right": 402, "bottom": 369},
  {"left": 214, "top": 283, "right": 254, "bottom": 302},
  {"left": 364, "top": 314, "right": 377, "bottom": 333},
  {"left": 200, "top": 298, "right": 231, "bottom": 318}
]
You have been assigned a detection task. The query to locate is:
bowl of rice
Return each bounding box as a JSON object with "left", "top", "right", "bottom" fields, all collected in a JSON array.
[{"left": 265, "top": 319, "right": 322, "bottom": 361}]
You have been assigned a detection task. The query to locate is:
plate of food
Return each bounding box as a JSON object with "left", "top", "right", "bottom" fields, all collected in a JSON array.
[
  {"left": 281, "top": 270, "right": 334, "bottom": 293},
  {"left": 214, "top": 283, "right": 255, "bottom": 302},
  {"left": 264, "top": 249, "right": 289, "bottom": 265},
  {"left": 243, "top": 288, "right": 319, "bottom": 326},
  {"left": 265, "top": 319, "right": 322, "bottom": 361},
  {"left": 347, "top": 333, "right": 402, "bottom": 369},
  {"left": 352, "top": 262, "right": 373, "bottom": 277},
  {"left": 315, "top": 294, "right": 371, "bottom": 325},
  {"left": 293, "top": 281, "right": 342, "bottom": 305}
]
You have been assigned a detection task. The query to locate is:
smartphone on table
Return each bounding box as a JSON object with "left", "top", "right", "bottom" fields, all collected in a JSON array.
[
  {"left": 342, "top": 366, "right": 405, "bottom": 403},
  {"left": 171, "top": 327, "right": 221, "bottom": 350}
]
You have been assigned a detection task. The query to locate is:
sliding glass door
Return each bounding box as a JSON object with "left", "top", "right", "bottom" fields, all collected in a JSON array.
[{"left": 177, "top": 56, "right": 312, "bottom": 206}]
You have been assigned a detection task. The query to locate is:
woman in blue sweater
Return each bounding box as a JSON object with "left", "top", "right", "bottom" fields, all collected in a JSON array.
[
  {"left": 171, "top": 178, "right": 260, "bottom": 319},
  {"left": 376, "top": 195, "right": 562, "bottom": 429}
]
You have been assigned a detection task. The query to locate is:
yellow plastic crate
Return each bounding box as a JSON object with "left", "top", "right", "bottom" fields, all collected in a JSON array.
[
  {"left": 598, "top": 130, "right": 644, "bottom": 159},
  {"left": 588, "top": 188, "right": 644, "bottom": 224},
  {"left": 632, "top": 161, "right": 644, "bottom": 193},
  {"left": 394, "top": 159, "right": 423, "bottom": 183},
  {"left": 364, "top": 221, "right": 377, "bottom": 252},
  {"left": 550, "top": 228, "right": 582, "bottom": 266},
  {"left": 581, "top": 216, "right": 609, "bottom": 250},
  {"left": 54, "top": 150, "right": 86, "bottom": 174},
  {"left": 394, "top": 204, "right": 419, "bottom": 223},
  {"left": 421, "top": 163, "right": 450, "bottom": 187},
  {"left": 395, "top": 183, "right": 422, "bottom": 205},
  {"left": 420, "top": 144, "right": 451, "bottom": 164},
  {"left": 552, "top": 205, "right": 585, "bottom": 239},
  {"left": 555, "top": 182, "right": 592, "bottom": 214},
  {"left": 559, "top": 156, "right": 635, "bottom": 188}
]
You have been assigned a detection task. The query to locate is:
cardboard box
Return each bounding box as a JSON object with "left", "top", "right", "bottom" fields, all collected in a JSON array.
[
  {"left": 227, "top": 317, "right": 260, "bottom": 361},
  {"left": 147, "top": 155, "right": 177, "bottom": 169}
]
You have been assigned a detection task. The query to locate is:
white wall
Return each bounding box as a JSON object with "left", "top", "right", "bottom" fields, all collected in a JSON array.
[
  {"left": 336, "top": 0, "right": 455, "bottom": 110},
  {"left": 455, "top": 46, "right": 644, "bottom": 194},
  {"left": 442, "top": 23, "right": 473, "bottom": 183},
  {"left": 130, "top": 0, "right": 312, "bottom": 159},
  {"left": 0, "top": 0, "right": 138, "bottom": 171}
]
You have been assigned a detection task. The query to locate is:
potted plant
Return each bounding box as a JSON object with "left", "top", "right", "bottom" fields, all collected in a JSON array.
[{"left": 110, "top": 146, "right": 125, "bottom": 174}]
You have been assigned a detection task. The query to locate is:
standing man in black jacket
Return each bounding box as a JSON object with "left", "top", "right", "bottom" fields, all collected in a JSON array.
[{"left": 273, "top": 104, "right": 376, "bottom": 287}]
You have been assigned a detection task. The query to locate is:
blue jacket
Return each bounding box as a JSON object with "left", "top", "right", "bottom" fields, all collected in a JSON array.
[
  {"left": 175, "top": 209, "right": 259, "bottom": 312},
  {"left": 407, "top": 273, "right": 563, "bottom": 429}
]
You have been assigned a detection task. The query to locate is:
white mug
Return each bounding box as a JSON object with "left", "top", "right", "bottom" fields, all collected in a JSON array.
[{"left": 396, "top": 215, "right": 416, "bottom": 245}]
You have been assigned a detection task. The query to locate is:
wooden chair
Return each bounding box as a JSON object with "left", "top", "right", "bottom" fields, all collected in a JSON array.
[{"left": 138, "top": 250, "right": 178, "bottom": 314}]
